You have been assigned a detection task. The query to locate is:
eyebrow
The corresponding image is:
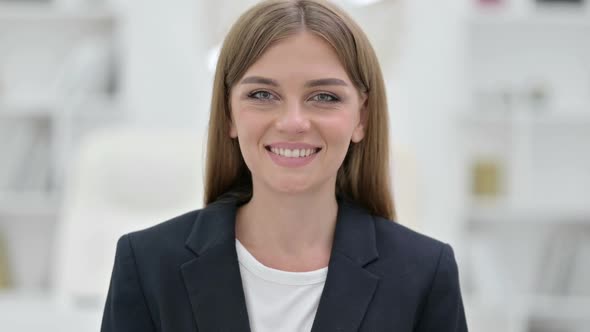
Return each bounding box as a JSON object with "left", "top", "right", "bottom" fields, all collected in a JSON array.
[
  {"left": 240, "top": 76, "right": 279, "bottom": 87},
  {"left": 240, "top": 76, "right": 348, "bottom": 88},
  {"left": 304, "top": 78, "right": 348, "bottom": 88}
]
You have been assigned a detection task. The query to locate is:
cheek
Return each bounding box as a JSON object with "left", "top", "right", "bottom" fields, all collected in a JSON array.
[
  {"left": 318, "top": 112, "right": 359, "bottom": 145},
  {"left": 233, "top": 120, "right": 261, "bottom": 171},
  {"left": 230, "top": 108, "right": 270, "bottom": 167},
  {"left": 230, "top": 100, "right": 253, "bottom": 137},
  {"left": 233, "top": 111, "right": 267, "bottom": 140}
]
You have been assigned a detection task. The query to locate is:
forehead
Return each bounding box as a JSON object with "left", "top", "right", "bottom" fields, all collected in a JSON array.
[{"left": 242, "top": 31, "right": 350, "bottom": 81}]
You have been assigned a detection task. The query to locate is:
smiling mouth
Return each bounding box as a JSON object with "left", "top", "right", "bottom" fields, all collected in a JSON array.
[{"left": 264, "top": 146, "right": 322, "bottom": 158}]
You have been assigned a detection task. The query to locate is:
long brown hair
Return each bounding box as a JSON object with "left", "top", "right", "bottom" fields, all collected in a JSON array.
[{"left": 204, "top": 0, "right": 395, "bottom": 221}]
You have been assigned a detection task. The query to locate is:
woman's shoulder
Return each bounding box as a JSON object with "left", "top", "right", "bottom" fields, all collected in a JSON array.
[
  {"left": 122, "top": 209, "right": 204, "bottom": 257},
  {"left": 374, "top": 216, "right": 446, "bottom": 254},
  {"left": 340, "top": 197, "right": 448, "bottom": 260},
  {"left": 370, "top": 215, "right": 456, "bottom": 276},
  {"left": 121, "top": 196, "right": 241, "bottom": 257}
]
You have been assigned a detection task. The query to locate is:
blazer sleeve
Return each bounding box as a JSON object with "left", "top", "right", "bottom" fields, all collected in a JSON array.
[
  {"left": 101, "top": 234, "right": 156, "bottom": 332},
  {"left": 414, "top": 243, "right": 468, "bottom": 332}
]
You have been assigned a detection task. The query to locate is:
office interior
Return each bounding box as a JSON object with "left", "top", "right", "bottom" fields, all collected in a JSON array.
[{"left": 0, "top": 0, "right": 589, "bottom": 331}]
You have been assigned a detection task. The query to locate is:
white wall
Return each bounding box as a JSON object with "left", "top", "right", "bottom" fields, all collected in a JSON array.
[
  {"left": 391, "top": 0, "right": 468, "bottom": 244},
  {"left": 116, "top": 0, "right": 208, "bottom": 129}
]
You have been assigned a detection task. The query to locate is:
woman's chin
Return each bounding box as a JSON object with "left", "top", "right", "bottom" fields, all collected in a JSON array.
[
  {"left": 258, "top": 177, "right": 314, "bottom": 195},
  {"left": 267, "top": 177, "right": 332, "bottom": 196},
  {"left": 271, "top": 182, "right": 312, "bottom": 195}
]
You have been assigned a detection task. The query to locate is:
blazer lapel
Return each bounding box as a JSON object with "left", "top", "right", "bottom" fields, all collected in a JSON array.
[
  {"left": 311, "top": 199, "right": 380, "bottom": 332},
  {"left": 179, "top": 195, "right": 381, "bottom": 332},
  {"left": 180, "top": 198, "right": 251, "bottom": 332}
]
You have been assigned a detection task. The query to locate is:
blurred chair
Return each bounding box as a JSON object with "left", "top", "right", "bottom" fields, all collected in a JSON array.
[{"left": 52, "top": 125, "right": 206, "bottom": 308}]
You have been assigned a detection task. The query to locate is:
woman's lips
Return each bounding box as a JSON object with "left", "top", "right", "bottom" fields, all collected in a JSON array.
[{"left": 265, "top": 144, "right": 321, "bottom": 168}]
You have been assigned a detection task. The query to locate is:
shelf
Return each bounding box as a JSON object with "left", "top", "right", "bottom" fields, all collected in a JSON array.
[
  {"left": 529, "top": 294, "right": 590, "bottom": 320},
  {"left": 465, "top": 293, "right": 590, "bottom": 332},
  {"left": 74, "top": 95, "right": 123, "bottom": 119},
  {"left": 0, "top": 97, "right": 57, "bottom": 119},
  {"left": 467, "top": 8, "right": 590, "bottom": 30},
  {"left": 0, "top": 95, "right": 122, "bottom": 120},
  {"left": 468, "top": 16, "right": 590, "bottom": 30},
  {"left": 0, "top": 191, "right": 59, "bottom": 217},
  {"left": 466, "top": 201, "right": 590, "bottom": 226},
  {"left": 0, "top": 4, "right": 117, "bottom": 23},
  {"left": 467, "top": 293, "right": 590, "bottom": 320},
  {"left": 457, "top": 111, "right": 590, "bottom": 127},
  {"left": 0, "top": 291, "right": 102, "bottom": 331}
]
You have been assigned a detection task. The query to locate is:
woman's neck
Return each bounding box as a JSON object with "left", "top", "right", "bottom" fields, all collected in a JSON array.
[{"left": 235, "top": 185, "right": 338, "bottom": 272}]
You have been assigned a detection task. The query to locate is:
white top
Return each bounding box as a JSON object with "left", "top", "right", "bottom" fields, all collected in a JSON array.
[{"left": 235, "top": 239, "right": 328, "bottom": 332}]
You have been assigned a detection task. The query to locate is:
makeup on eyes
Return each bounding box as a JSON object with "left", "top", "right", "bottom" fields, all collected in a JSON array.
[
  {"left": 239, "top": 76, "right": 349, "bottom": 88},
  {"left": 241, "top": 88, "right": 348, "bottom": 104}
]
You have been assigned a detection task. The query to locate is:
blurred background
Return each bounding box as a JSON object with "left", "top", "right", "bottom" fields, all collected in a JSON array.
[{"left": 0, "top": 0, "right": 589, "bottom": 331}]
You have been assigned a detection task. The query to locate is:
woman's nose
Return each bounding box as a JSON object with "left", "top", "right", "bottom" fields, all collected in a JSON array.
[{"left": 275, "top": 101, "right": 310, "bottom": 134}]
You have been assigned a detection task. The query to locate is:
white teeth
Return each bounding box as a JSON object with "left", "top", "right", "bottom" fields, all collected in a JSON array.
[{"left": 269, "top": 147, "right": 318, "bottom": 158}]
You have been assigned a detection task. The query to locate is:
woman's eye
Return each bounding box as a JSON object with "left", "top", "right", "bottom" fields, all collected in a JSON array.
[
  {"left": 249, "top": 90, "right": 275, "bottom": 101},
  {"left": 311, "top": 93, "right": 339, "bottom": 103}
]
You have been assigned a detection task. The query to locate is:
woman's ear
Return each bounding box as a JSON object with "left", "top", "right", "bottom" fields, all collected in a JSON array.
[{"left": 351, "top": 94, "right": 368, "bottom": 143}]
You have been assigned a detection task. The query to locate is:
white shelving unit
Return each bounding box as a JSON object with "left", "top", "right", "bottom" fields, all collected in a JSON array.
[
  {"left": 0, "top": 6, "right": 116, "bottom": 21},
  {"left": 0, "top": 3, "right": 123, "bottom": 292},
  {"left": 460, "top": 1, "right": 590, "bottom": 331},
  {"left": 0, "top": 290, "right": 102, "bottom": 332},
  {"left": 0, "top": 191, "right": 59, "bottom": 217},
  {"left": 463, "top": 209, "right": 590, "bottom": 332}
]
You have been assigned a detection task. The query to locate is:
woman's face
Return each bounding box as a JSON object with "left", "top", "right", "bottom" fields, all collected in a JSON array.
[{"left": 229, "top": 31, "right": 366, "bottom": 196}]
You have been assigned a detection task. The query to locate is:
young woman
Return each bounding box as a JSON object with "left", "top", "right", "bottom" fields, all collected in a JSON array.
[{"left": 101, "top": 1, "right": 468, "bottom": 331}]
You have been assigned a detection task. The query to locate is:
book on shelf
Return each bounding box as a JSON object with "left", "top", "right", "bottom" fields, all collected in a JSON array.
[{"left": 0, "top": 231, "right": 11, "bottom": 289}]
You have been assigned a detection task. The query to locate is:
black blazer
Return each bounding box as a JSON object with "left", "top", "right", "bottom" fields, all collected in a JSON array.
[{"left": 101, "top": 196, "right": 468, "bottom": 331}]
